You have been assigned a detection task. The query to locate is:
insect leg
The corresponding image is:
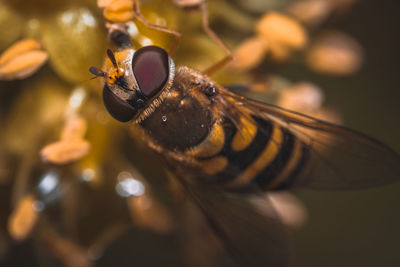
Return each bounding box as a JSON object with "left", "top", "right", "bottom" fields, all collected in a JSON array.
[
  {"left": 199, "top": 1, "right": 233, "bottom": 76},
  {"left": 132, "top": 0, "right": 182, "bottom": 57}
]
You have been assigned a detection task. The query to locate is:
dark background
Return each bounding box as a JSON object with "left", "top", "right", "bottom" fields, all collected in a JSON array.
[{"left": 280, "top": 0, "right": 400, "bottom": 266}]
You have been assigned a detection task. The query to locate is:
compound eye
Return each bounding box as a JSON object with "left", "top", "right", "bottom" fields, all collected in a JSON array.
[
  {"left": 132, "top": 46, "right": 169, "bottom": 97},
  {"left": 103, "top": 84, "right": 136, "bottom": 122}
]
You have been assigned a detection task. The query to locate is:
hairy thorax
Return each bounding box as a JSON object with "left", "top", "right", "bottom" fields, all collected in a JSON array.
[{"left": 138, "top": 66, "right": 218, "bottom": 152}]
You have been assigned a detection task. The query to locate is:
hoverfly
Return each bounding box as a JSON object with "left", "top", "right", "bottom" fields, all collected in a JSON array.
[{"left": 89, "top": 14, "right": 400, "bottom": 267}]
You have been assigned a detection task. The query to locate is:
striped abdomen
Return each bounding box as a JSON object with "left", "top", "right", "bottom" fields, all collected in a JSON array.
[{"left": 189, "top": 115, "right": 310, "bottom": 191}]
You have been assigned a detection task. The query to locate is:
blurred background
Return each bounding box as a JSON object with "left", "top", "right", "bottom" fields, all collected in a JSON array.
[
  {"left": 0, "top": 0, "right": 399, "bottom": 266},
  {"left": 288, "top": 1, "right": 400, "bottom": 266}
]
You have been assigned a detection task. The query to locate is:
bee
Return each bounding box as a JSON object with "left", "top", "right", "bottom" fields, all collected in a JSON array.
[{"left": 89, "top": 23, "right": 400, "bottom": 267}]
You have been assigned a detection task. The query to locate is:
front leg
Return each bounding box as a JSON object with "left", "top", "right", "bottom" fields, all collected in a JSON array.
[{"left": 132, "top": 0, "right": 181, "bottom": 57}]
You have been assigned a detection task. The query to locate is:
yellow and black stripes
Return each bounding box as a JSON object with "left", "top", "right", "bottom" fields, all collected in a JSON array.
[
  {"left": 197, "top": 117, "right": 272, "bottom": 183},
  {"left": 253, "top": 126, "right": 309, "bottom": 190},
  {"left": 193, "top": 115, "right": 309, "bottom": 191}
]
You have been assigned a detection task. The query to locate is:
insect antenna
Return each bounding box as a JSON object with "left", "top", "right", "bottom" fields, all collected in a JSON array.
[
  {"left": 107, "top": 49, "right": 118, "bottom": 68},
  {"left": 89, "top": 66, "right": 107, "bottom": 78}
]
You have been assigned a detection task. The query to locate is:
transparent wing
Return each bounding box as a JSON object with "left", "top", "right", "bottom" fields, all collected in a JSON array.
[
  {"left": 177, "top": 176, "right": 292, "bottom": 267},
  {"left": 224, "top": 88, "right": 400, "bottom": 190}
]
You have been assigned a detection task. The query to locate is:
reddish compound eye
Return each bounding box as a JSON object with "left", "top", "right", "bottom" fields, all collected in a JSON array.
[
  {"left": 132, "top": 46, "right": 169, "bottom": 97},
  {"left": 103, "top": 84, "right": 137, "bottom": 122}
]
